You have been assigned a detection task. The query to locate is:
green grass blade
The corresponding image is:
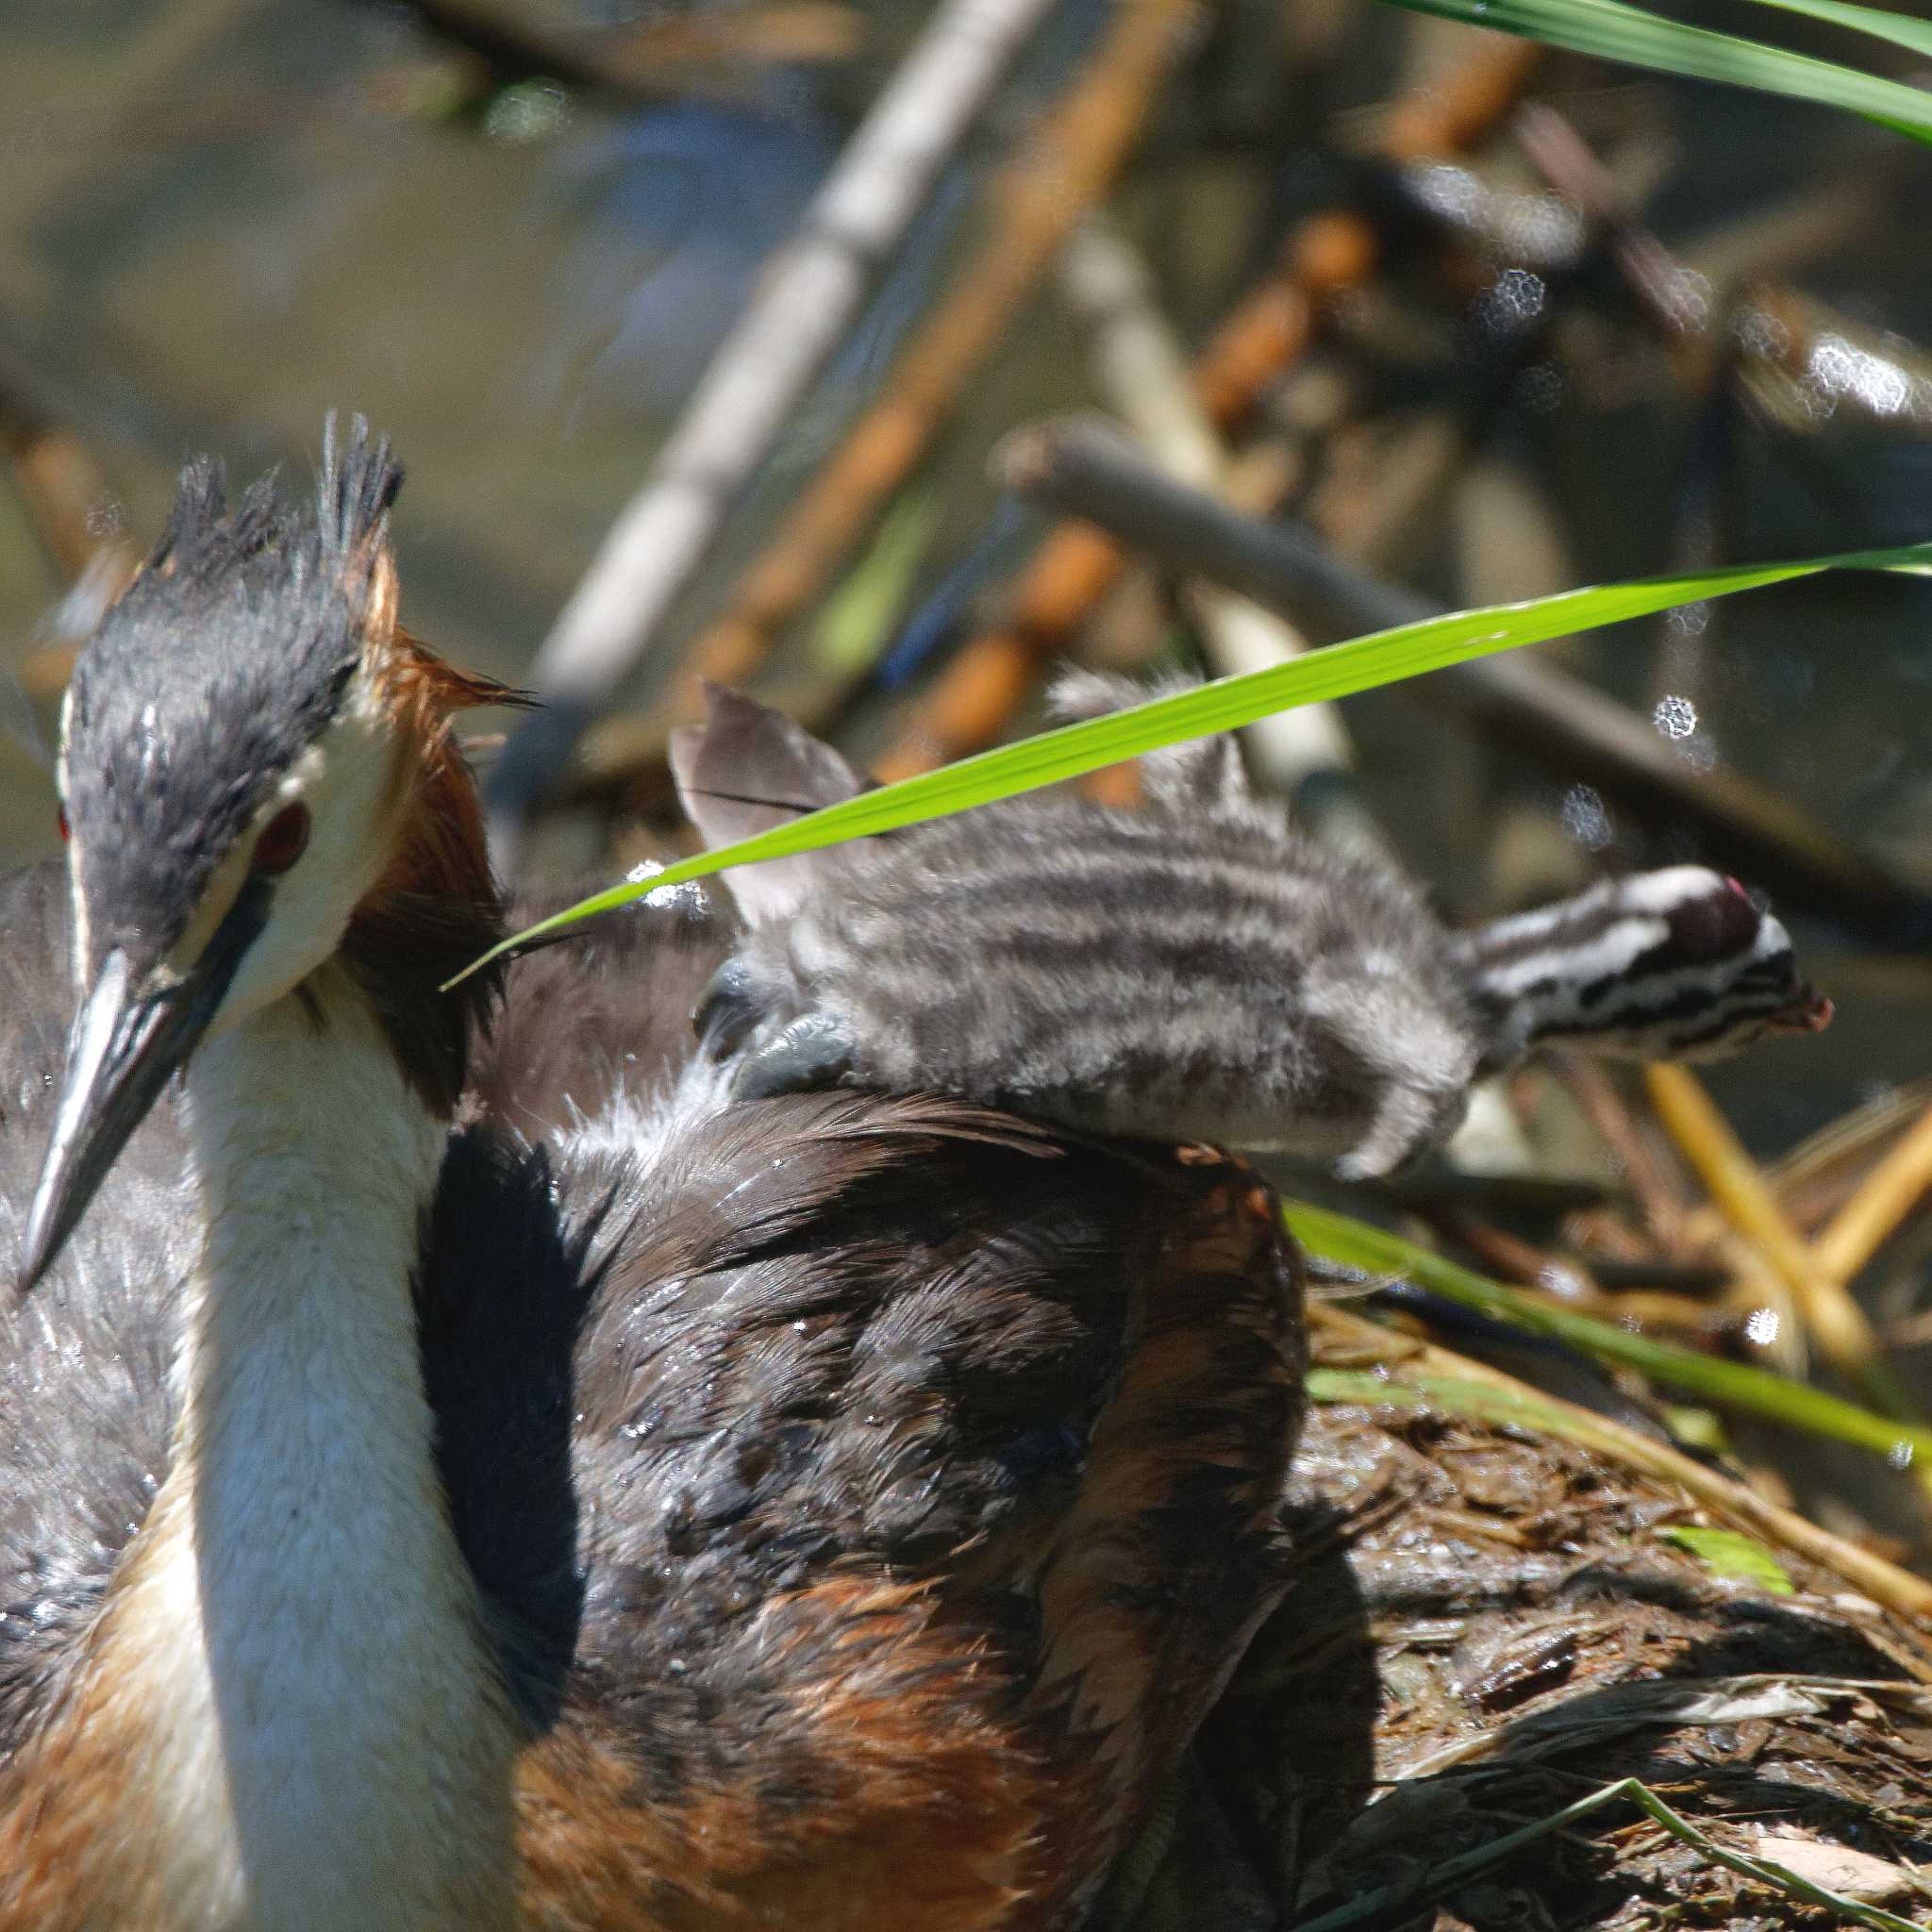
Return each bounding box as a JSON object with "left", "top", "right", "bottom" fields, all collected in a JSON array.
[
  {"left": 1739, "top": 0, "right": 1932, "bottom": 61},
  {"left": 1288, "top": 1202, "right": 1932, "bottom": 1468},
  {"left": 455, "top": 538, "right": 1932, "bottom": 982},
  {"left": 1377, "top": 0, "right": 1932, "bottom": 143},
  {"left": 1289, "top": 1770, "right": 1928, "bottom": 1932}
]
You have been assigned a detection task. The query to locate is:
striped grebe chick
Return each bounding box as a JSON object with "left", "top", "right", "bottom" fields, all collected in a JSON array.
[{"left": 678, "top": 677, "right": 1829, "bottom": 1179}]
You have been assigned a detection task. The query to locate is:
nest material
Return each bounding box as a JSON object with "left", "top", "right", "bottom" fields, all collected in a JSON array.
[{"left": 1116, "top": 1338, "right": 1932, "bottom": 1932}]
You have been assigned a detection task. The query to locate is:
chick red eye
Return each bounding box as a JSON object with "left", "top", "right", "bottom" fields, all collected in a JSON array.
[
  {"left": 252, "top": 802, "right": 310, "bottom": 875},
  {"left": 56, "top": 805, "right": 68, "bottom": 843}
]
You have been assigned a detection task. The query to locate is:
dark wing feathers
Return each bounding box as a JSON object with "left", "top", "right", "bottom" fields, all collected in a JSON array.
[{"left": 437, "top": 1005, "right": 1303, "bottom": 1922}]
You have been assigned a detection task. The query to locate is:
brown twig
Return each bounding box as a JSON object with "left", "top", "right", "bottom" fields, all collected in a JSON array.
[
  {"left": 992, "top": 412, "right": 1927, "bottom": 924},
  {"left": 870, "top": 33, "right": 1543, "bottom": 780},
  {"left": 484, "top": 0, "right": 1071, "bottom": 872},
  {"left": 1553, "top": 1053, "right": 1694, "bottom": 1246},
  {"left": 1, "top": 405, "right": 140, "bottom": 690},
  {"left": 1429, "top": 1212, "right": 1600, "bottom": 1306},
  {"left": 1513, "top": 104, "right": 1709, "bottom": 357},
  {"left": 1426, "top": 1211, "right": 1732, "bottom": 1346},
  {"left": 1313, "top": 1299, "right": 1932, "bottom": 1629}
]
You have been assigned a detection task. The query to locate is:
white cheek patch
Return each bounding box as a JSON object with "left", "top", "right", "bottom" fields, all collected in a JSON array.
[
  {"left": 162, "top": 841, "right": 255, "bottom": 987},
  {"left": 205, "top": 673, "right": 403, "bottom": 1028}
]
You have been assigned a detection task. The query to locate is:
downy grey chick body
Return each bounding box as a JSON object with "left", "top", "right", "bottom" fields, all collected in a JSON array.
[{"left": 675, "top": 676, "right": 1830, "bottom": 1179}]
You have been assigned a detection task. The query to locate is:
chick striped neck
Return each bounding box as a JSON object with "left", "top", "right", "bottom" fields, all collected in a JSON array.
[
  {"left": 93, "top": 964, "right": 516, "bottom": 1932},
  {"left": 1451, "top": 866, "right": 1827, "bottom": 1075}
]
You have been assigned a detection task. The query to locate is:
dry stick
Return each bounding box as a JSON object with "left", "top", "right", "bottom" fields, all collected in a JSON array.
[
  {"left": 991, "top": 411, "right": 1924, "bottom": 924},
  {"left": 1644, "top": 1066, "right": 1926, "bottom": 1444},
  {"left": 1814, "top": 1104, "right": 1932, "bottom": 1288},
  {"left": 2, "top": 409, "right": 140, "bottom": 694},
  {"left": 1675, "top": 1080, "right": 1932, "bottom": 1254},
  {"left": 678, "top": 0, "right": 1199, "bottom": 687},
  {"left": 1555, "top": 1052, "right": 1695, "bottom": 1247},
  {"left": 553, "top": 0, "right": 1203, "bottom": 824},
  {"left": 1431, "top": 1211, "right": 1605, "bottom": 1306},
  {"left": 1514, "top": 103, "right": 1710, "bottom": 358},
  {"left": 3, "top": 418, "right": 117, "bottom": 579},
  {"left": 870, "top": 33, "right": 1543, "bottom": 781},
  {"left": 1055, "top": 217, "right": 1358, "bottom": 802},
  {"left": 483, "top": 0, "right": 1063, "bottom": 873},
  {"left": 1310, "top": 1300, "right": 1932, "bottom": 1630}
]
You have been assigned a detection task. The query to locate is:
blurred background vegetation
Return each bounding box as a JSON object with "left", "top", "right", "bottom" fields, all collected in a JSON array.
[
  {"left": 8, "top": 0, "right": 1932, "bottom": 1422},
  {"left": 11, "top": 4, "right": 1932, "bottom": 1920},
  {"left": 6, "top": 0, "right": 1931, "bottom": 1142}
]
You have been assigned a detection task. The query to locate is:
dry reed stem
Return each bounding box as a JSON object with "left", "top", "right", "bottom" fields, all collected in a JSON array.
[
  {"left": 671, "top": 0, "right": 1203, "bottom": 701},
  {"left": 1055, "top": 217, "right": 1355, "bottom": 793},
  {"left": 1554, "top": 1053, "right": 1695, "bottom": 1245},
  {"left": 485, "top": 0, "right": 1066, "bottom": 868},
  {"left": 871, "top": 35, "right": 1542, "bottom": 779},
  {"left": 1675, "top": 1080, "right": 1932, "bottom": 1255},
  {"left": 1645, "top": 1066, "right": 1924, "bottom": 1438},
  {"left": 1813, "top": 1104, "right": 1932, "bottom": 1289},
  {"left": 1311, "top": 1299, "right": 1932, "bottom": 1633}
]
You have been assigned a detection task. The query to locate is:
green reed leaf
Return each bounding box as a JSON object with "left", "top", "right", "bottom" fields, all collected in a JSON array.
[
  {"left": 1377, "top": 0, "right": 1932, "bottom": 143},
  {"left": 1288, "top": 1201, "right": 1932, "bottom": 1469},
  {"left": 454, "top": 540, "right": 1932, "bottom": 984}
]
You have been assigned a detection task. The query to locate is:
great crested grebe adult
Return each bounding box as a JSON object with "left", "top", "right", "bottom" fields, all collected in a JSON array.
[{"left": 0, "top": 421, "right": 1303, "bottom": 1931}]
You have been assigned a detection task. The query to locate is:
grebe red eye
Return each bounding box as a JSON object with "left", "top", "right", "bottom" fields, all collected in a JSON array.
[
  {"left": 252, "top": 803, "right": 310, "bottom": 875},
  {"left": 1724, "top": 874, "right": 1749, "bottom": 899},
  {"left": 56, "top": 805, "right": 68, "bottom": 843}
]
